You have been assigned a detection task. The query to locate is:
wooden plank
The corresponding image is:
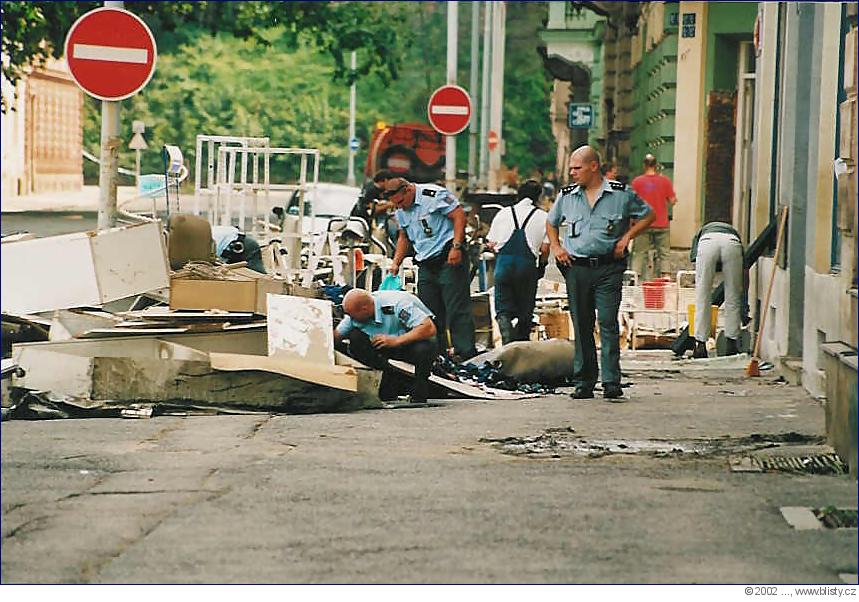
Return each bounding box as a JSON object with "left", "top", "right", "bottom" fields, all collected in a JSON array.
[{"left": 210, "top": 351, "right": 358, "bottom": 392}]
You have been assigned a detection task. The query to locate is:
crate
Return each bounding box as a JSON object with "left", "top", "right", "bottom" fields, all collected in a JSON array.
[{"left": 540, "top": 310, "right": 571, "bottom": 340}]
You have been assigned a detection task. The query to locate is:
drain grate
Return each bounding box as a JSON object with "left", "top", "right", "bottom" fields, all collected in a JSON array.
[
  {"left": 730, "top": 452, "right": 848, "bottom": 475},
  {"left": 756, "top": 453, "right": 848, "bottom": 475},
  {"left": 814, "top": 507, "right": 858, "bottom": 529}
]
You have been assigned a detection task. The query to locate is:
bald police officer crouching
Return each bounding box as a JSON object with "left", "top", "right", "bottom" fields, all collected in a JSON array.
[
  {"left": 546, "top": 146, "right": 655, "bottom": 401},
  {"left": 335, "top": 289, "right": 437, "bottom": 404}
]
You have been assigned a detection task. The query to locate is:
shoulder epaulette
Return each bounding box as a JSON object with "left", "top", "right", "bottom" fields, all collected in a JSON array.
[
  {"left": 609, "top": 180, "right": 626, "bottom": 191},
  {"left": 560, "top": 184, "right": 579, "bottom": 196}
]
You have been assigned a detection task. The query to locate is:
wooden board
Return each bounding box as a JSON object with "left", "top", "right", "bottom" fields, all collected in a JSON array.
[{"left": 210, "top": 351, "right": 358, "bottom": 392}]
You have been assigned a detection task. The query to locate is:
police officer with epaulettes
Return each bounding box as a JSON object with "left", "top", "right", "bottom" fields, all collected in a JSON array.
[
  {"left": 335, "top": 288, "right": 437, "bottom": 404},
  {"left": 546, "top": 146, "right": 655, "bottom": 401},
  {"left": 375, "top": 171, "right": 477, "bottom": 361}
]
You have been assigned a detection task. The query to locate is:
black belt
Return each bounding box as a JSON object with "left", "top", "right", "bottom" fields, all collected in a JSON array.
[
  {"left": 415, "top": 240, "right": 453, "bottom": 267},
  {"left": 569, "top": 254, "right": 625, "bottom": 268}
]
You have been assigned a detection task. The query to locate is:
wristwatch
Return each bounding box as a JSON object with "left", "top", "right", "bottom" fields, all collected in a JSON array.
[{"left": 451, "top": 241, "right": 464, "bottom": 250}]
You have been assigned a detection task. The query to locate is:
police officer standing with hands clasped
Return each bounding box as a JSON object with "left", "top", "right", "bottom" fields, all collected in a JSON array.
[
  {"left": 375, "top": 171, "right": 477, "bottom": 362},
  {"left": 547, "top": 146, "right": 655, "bottom": 400}
]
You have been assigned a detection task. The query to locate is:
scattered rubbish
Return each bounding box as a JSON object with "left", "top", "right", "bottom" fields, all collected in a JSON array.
[
  {"left": 813, "top": 506, "right": 858, "bottom": 529},
  {"left": 781, "top": 506, "right": 858, "bottom": 531},
  {"left": 483, "top": 430, "right": 826, "bottom": 460},
  {"left": 758, "top": 361, "right": 774, "bottom": 371},
  {"left": 388, "top": 359, "right": 537, "bottom": 400},
  {"left": 770, "top": 375, "right": 789, "bottom": 384},
  {"left": 120, "top": 406, "right": 154, "bottom": 419},
  {"left": 434, "top": 355, "right": 555, "bottom": 394}
]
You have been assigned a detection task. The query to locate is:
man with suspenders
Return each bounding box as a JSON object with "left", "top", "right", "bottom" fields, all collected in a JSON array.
[{"left": 486, "top": 180, "right": 550, "bottom": 345}]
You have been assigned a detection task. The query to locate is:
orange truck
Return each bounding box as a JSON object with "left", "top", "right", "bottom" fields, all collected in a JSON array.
[{"left": 364, "top": 122, "right": 445, "bottom": 183}]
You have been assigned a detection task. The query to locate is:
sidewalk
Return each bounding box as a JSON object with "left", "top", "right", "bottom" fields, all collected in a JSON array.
[{"left": 2, "top": 356, "right": 855, "bottom": 583}]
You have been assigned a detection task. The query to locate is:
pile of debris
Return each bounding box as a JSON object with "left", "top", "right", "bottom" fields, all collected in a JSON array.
[{"left": 1, "top": 222, "right": 382, "bottom": 419}]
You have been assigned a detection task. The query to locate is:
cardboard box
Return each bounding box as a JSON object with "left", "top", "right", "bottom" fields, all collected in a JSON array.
[
  {"left": 540, "top": 310, "right": 571, "bottom": 340},
  {"left": 170, "top": 268, "right": 292, "bottom": 314}
]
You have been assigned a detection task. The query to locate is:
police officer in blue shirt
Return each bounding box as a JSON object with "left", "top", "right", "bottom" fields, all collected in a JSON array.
[
  {"left": 547, "top": 146, "right": 655, "bottom": 400},
  {"left": 211, "top": 225, "right": 266, "bottom": 274},
  {"left": 374, "top": 171, "right": 477, "bottom": 361},
  {"left": 335, "top": 288, "right": 437, "bottom": 404}
]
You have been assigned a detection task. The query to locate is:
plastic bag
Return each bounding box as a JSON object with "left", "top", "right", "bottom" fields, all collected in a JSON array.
[{"left": 379, "top": 273, "right": 403, "bottom": 291}]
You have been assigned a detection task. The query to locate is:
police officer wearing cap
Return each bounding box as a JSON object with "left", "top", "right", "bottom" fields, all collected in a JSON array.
[
  {"left": 374, "top": 171, "right": 477, "bottom": 361},
  {"left": 211, "top": 225, "right": 266, "bottom": 274},
  {"left": 547, "top": 145, "right": 655, "bottom": 400},
  {"left": 486, "top": 179, "right": 550, "bottom": 344},
  {"left": 335, "top": 288, "right": 437, "bottom": 404}
]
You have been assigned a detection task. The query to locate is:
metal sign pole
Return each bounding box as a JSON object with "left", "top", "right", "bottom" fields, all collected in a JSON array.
[
  {"left": 467, "top": 2, "right": 480, "bottom": 189},
  {"left": 96, "top": 0, "right": 124, "bottom": 230},
  {"left": 347, "top": 51, "right": 357, "bottom": 186},
  {"left": 445, "top": 1, "right": 458, "bottom": 193}
]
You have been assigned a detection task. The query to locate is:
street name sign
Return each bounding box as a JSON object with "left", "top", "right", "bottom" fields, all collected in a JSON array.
[
  {"left": 427, "top": 85, "right": 472, "bottom": 136},
  {"left": 65, "top": 7, "right": 157, "bottom": 101},
  {"left": 568, "top": 103, "right": 594, "bottom": 129}
]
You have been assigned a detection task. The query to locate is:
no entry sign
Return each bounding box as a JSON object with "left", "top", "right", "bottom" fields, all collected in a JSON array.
[
  {"left": 427, "top": 85, "right": 472, "bottom": 136},
  {"left": 64, "top": 7, "right": 157, "bottom": 101}
]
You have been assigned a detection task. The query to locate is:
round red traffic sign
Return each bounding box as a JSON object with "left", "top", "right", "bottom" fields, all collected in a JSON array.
[
  {"left": 64, "top": 7, "right": 157, "bottom": 101},
  {"left": 427, "top": 85, "right": 472, "bottom": 136},
  {"left": 488, "top": 130, "right": 499, "bottom": 151}
]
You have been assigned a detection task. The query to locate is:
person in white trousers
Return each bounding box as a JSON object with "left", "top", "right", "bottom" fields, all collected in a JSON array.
[{"left": 690, "top": 222, "right": 744, "bottom": 359}]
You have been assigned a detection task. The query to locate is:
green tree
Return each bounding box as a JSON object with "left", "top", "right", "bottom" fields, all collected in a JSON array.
[{"left": 0, "top": 1, "right": 406, "bottom": 111}]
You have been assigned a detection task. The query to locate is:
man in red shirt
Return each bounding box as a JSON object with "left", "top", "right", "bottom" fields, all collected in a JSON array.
[{"left": 630, "top": 154, "right": 677, "bottom": 281}]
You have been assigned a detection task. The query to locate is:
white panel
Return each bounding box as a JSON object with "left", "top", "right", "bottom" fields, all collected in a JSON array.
[
  {"left": 1, "top": 231, "right": 101, "bottom": 314},
  {"left": 89, "top": 222, "right": 169, "bottom": 304},
  {"left": 266, "top": 294, "right": 334, "bottom": 365},
  {"left": 13, "top": 347, "right": 94, "bottom": 399}
]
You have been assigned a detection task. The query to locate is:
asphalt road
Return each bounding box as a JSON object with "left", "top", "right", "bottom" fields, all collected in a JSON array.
[
  {"left": 1, "top": 212, "right": 98, "bottom": 238},
  {"left": 2, "top": 367, "right": 856, "bottom": 584}
]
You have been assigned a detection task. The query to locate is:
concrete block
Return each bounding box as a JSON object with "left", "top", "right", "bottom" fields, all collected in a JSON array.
[
  {"left": 821, "top": 342, "right": 858, "bottom": 479},
  {"left": 13, "top": 337, "right": 381, "bottom": 412}
]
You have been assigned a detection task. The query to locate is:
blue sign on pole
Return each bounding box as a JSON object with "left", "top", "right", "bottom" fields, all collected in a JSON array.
[
  {"left": 349, "top": 137, "right": 360, "bottom": 152},
  {"left": 568, "top": 103, "right": 594, "bottom": 129}
]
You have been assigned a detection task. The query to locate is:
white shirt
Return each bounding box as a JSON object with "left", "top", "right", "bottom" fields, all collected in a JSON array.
[{"left": 486, "top": 198, "right": 549, "bottom": 257}]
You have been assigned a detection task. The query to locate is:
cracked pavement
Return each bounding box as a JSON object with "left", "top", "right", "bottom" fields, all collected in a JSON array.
[{"left": 2, "top": 368, "right": 857, "bottom": 583}]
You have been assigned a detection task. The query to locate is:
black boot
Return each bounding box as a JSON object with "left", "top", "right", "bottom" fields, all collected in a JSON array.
[
  {"left": 496, "top": 315, "right": 514, "bottom": 346},
  {"left": 692, "top": 341, "right": 708, "bottom": 359},
  {"left": 724, "top": 337, "right": 739, "bottom": 356}
]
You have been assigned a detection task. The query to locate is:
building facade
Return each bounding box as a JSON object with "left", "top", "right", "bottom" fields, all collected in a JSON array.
[{"left": 1, "top": 57, "right": 84, "bottom": 199}]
